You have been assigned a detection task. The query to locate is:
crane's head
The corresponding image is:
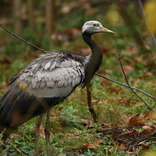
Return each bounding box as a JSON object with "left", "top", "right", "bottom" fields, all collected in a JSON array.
[{"left": 82, "top": 20, "right": 114, "bottom": 35}]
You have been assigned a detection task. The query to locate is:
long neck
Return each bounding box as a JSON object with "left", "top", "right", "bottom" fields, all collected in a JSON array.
[{"left": 82, "top": 32, "right": 103, "bottom": 87}]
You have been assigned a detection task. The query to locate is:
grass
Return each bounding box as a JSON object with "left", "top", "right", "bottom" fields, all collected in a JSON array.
[{"left": 1, "top": 1, "right": 156, "bottom": 156}]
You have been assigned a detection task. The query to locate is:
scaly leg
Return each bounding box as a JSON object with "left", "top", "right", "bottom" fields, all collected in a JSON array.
[
  {"left": 35, "top": 114, "right": 43, "bottom": 156},
  {"left": 45, "top": 110, "right": 51, "bottom": 156}
]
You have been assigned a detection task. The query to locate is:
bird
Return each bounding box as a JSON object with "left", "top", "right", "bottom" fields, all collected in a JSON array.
[{"left": 0, "top": 20, "right": 114, "bottom": 141}]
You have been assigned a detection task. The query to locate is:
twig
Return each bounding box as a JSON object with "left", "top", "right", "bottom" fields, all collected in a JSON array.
[
  {"left": 0, "top": 146, "right": 10, "bottom": 156},
  {"left": 86, "top": 82, "right": 97, "bottom": 123},
  {"left": 0, "top": 146, "right": 27, "bottom": 156},
  {"left": 138, "top": 0, "right": 156, "bottom": 46},
  {"left": 12, "top": 147, "right": 27, "bottom": 156},
  {"left": 116, "top": 39, "right": 153, "bottom": 111},
  {"left": 0, "top": 24, "right": 46, "bottom": 53},
  {"left": 95, "top": 73, "right": 156, "bottom": 101}
]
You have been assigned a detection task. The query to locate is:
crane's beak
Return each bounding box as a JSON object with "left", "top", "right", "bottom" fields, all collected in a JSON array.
[{"left": 101, "top": 27, "right": 115, "bottom": 34}]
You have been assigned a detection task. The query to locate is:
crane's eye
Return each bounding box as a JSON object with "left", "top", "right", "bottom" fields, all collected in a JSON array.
[
  {"left": 93, "top": 23, "right": 99, "bottom": 27},
  {"left": 93, "top": 23, "right": 97, "bottom": 26}
]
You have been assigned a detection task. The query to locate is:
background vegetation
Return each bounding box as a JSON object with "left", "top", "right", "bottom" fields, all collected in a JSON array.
[{"left": 0, "top": 0, "right": 156, "bottom": 155}]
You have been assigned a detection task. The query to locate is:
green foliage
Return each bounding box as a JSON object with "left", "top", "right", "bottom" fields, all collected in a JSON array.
[{"left": 4, "top": 27, "right": 51, "bottom": 57}]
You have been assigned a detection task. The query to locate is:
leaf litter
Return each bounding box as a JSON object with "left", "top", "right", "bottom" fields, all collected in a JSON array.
[
  {"left": 94, "top": 111, "right": 156, "bottom": 154},
  {"left": 50, "top": 110, "right": 156, "bottom": 155}
]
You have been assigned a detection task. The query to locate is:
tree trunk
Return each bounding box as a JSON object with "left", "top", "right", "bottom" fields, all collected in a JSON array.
[
  {"left": 46, "top": 0, "right": 55, "bottom": 36},
  {"left": 27, "top": 0, "right": 35, "bottom": 30},
  {"left": 13, "top": 0, "right": 22, "bottom": 34}
]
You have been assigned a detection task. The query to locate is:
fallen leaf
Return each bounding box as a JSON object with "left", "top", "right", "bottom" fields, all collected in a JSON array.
[
  {"left": 95, "top": 139, "right": 103, "bottom": 144},
  {"left": 129, "top": 115, "right": 145, "bottom": 126},
  {"left": 143, "top": 71, "right": 152, "bottom": 76},
  {"left": 126, "top": 46, "right": 137, "bottom": 53},
  {"left": 83, "top": 143, "right": 96, "bottom": 149},
  {"left": 100, "top": 79, "right": 111, "bottom": 86},
  {"left": 141, "top": 144, "right": 150, "bottom": 150},
  {"left": 108, "top": 87, "right": 122, "bottom": 93},
  {"left": 123, "top": 65, "right": 134, "bottom": 75},
  {"left": 142, "top": 126, "right": 155, "bottom": 133},
  {"left": 134, "top": 57, "right": 142, "bottom": 62},
  {"left": 118, "top": 97, "right": 133, "bottom": 106},
  {"left": 144, "top": 112, "right": 153, "bottom": 119},
  {"left": 123, "top": 115, "right": 132, "bottom": 124},
  {"left": 72, "top": 146, "right": 84, "bottom": 150},
  {"left": 116, "top": 142, "right": 127, "bottom": 151},
  {"left": 65, "top": 28, "right": 81, "bottom": 40}
]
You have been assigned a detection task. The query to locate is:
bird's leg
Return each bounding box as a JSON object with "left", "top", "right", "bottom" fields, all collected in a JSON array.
[
  {"left": 86, "top": 82, "right": 97, "bottom": 123},
  {"left": 45, "top": 110, "right": 51, "bottom": 156},
  {"left": 35, "top": 114, "right": 43, "bottom": 156}
]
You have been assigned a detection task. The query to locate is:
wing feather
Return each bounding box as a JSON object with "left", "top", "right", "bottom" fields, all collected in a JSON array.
[
  {"left": 44, "top": 61, "right": 51, "bottom": 70},
  {"left": 13, "top": 51, "right": 86, "bottom": 98}
]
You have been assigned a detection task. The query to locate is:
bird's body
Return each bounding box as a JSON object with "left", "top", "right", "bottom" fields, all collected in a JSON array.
[{"left": 0, "top": 20, "right": 114, "bottom": 141}]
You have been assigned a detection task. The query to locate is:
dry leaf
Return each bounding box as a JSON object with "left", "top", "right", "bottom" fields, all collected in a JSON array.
[
  {"left": 141, "top": 144, "right": 150, "bottom": 150},
  {"left": 83, "top": 143, "right": 96, "bottom": 149},
  {"left": 129, "top": 115, "right": 145, "bottom": 126}
]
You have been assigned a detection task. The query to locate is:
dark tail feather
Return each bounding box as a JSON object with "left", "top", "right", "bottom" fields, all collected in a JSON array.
[
  {"left": 0, "top": 86, "right": 66, "bottom": 141},
  {"left": 0, "top": 125, "right": 5, "bottom": 133},
  {"left": 0, "top": 88, "right": 28, "bottom": 141},
  {"left": 0, "top": 90, "right": 13, "bottom": 141},
  {"left": 0, "top": 88, "right": 47, "bottom": 141},
  {"left": 2, "top": 127, "right": 17, "bottom": 141}
]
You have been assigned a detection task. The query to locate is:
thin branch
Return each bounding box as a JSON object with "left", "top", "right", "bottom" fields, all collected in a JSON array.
[
  {"left": 138, "top": 0, "right": 156, "bottom": 46},
  {"left": 95, "top": 73, "right": 156, "bottom": 101},
  {"left": 0, "top": 146, "right": 27, "bottom": 156},
  {"left": 12, "top": 147, "right": 27, "bottom": 156},
  {"left": 0, "top": 146, "right": 10, "bottom": 156},
  {"left": 0, "top": 24, "right": 46, "bottom": 53},
  {"left": 116, "top": 39, "right": 153, "bottom": 111}
]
